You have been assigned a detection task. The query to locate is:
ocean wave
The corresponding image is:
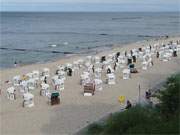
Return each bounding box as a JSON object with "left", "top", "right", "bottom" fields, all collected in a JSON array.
[
  {"left": 112, "top": 17, "right": 142, "bottom": 20},
  {"left": 2, "top": 31, "right": 108, "bottom": 36},
  {"left": 138, "top": 35, "right": 159, "bottom": 38},
  {"left": 0, "top": 47, "right": 77, "bottom": 54}
]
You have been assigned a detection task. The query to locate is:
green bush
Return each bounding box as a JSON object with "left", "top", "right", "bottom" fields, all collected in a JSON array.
[
  {"left": 83, "top": 74, "right": 180, "bottom": 135},
  {"left": 157, "top": 73, "right": 180, "bottom": 117},
  {"left": 86, "top": 123, "right": 103, "bottom": 135}
]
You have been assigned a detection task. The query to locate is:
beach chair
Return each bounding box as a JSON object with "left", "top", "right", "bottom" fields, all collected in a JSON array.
[
  {"left": 32, "top": 70, "right": 39, "bottom": 79},
  {"left": 106, "top": 65, "right": 114, "bottom": 74},
  {"left": 57, "top": 71, "right": 66, "bottom": 81},
  {"left": 94, "top": 68, "right": 102, "bottom": 79},
  {"left": 127, "top": 57, "right": 132, "bottom": 65},
  {"left": 26, "top": 72, "right": 34, "bottom": 79},
  {"left": 94, "top": 79, "right": 103, "bottom": 91},
  {"left": 58, "top": 65, "right": 65, "bottom": 71},
  {"left": 23, "top": 93, "right": 34, "bottom": 107},
  {"left": 77, "top": 59, "right": 84, "bottom": 68},
  {"left": 52, "top": 76, "right": 61, "bottom": 90},
  {"left": 86, "top": 56, "right": 92, "bottom": 63},
  {"left": 142, "top": 61, "right": 148, "bottom": 70},
  {"left": 84, "top": 83, "right": 95, "bottom": 96},
  {"left": 73, "top": 61, "right": 80, "bottom": 74},
  {"left": 7, "top": 87, "right": 16, "bottom": 100},
  {"left": 40, "top": 83, "right": 50, "bottom": 96},
  {"left": 19, "top": 80, "right": 28, "bottom": 93},
  {"left": 94, "top": 56, "right": 100, "bottom": 64},
  {"left": 138, "top": 51, "right": 144, "bottom": 61},
  {"left": 13, "top": 75, "right": 21, "bottom": 86},
  {"left": 55, "top": 79, "right": 64, "bottom": 91},
  {"left": 123, "top": 69, "right": 130, "bottom": 79},
  {"left": 128, "top": 64, "right": 138, "bottom": 73},
  {"left": 42, "top": 68, "right": 50, "bottom": 77},
  {"left": 27, "top": 79, "right": 36, "bottom": 90},
  {"left": 118, "top": 56, "right": 126, "bottom": 68},
  {"left": 106, "top": 73, "right": 116, "bottom": 84},
  {"left": 80, "top": 73, "right": 91, "bottom": 86},
  {"left": 50, "top": 92, "right": 60, "bottom": 105}
]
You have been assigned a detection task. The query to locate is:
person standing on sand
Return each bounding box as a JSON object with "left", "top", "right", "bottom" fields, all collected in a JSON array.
[
  {"left": 125, "top": 51, "right": 127, "bottom": 57},
  {"left": 156, "top": 51, "right": 159, "bottom": 58},
  {"left": 92, "top": 65, "right": 95, "bottom": 73},
  {"left": 14, "top": 61, "right": 17, "bottom": 67},
  {"left": 113, "top": 62, "right": 117, "bottom": 70}
]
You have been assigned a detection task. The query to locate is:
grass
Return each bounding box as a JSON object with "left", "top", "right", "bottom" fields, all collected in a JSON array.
[{"left": 81, "top": 73, "right": 180, "bottom": 135}]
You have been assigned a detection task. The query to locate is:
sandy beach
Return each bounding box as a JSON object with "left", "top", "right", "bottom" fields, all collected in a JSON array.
[{"left": 0, "top": 36, "right": 180, "bottom": 135}]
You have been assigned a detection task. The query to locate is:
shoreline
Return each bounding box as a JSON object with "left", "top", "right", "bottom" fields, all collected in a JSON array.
[{"left": 0, "top": 35, "right": 179, "bottom": 71}]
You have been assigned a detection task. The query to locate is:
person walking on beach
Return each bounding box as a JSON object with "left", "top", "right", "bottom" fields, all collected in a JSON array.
[{"left": 14, "top": 61, "right": 17, "bottom": 67}]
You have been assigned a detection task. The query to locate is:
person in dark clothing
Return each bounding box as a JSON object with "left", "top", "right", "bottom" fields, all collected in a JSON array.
[
  {"left": 116, "top": 52, "right": 120, "bottom": 58},
  {"left": 92, "top": 65, "right": 95, "bottom": 73},
  {"left": 44, "top": 76, "right": 47, "bottom": 84},
  {"left": 14, "top": 61, "right": 17, "bottom": 67},
  {"left": 156, "top": 51, "right": 159, "bottom": 58},
  {"left": 125, "top": 100, "right": 132, "bottom": 109},
  {"left": 114, "top": 63, "right": 117, "bottom": 70},
  {"left": 68, "top": 68, "right": 72, "bottom": 76},
  {"left": 55, "top": 69, "right": 59, "bottom": 75},
  {"left": 101, "top": 56, "right": 106, "bottom": 63},
  {"left": 145, "top": 89, "right": 152, "bottom": 100},
  {"left": 130, "top": 50, "right": 133, "bottom": 56},
  {"left": 125, "top": 51, "right": 127, "bottom": 57},
  {"left": 132, "top": 56, "right": 136, "bottom": 63},
  {"left": 107, "top": 68, "right": 111, "bottom": 74}
]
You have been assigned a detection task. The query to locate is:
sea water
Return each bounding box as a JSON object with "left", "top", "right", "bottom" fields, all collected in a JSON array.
[{"left": 0, "top": 12, "right": 179, "bottom": 68}]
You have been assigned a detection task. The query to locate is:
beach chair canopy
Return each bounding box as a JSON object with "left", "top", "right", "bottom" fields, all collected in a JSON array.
[
  {"left": 7, "top": 87, "right": 15, "bottom": 93},
  {"left": 23, "top": 93, "right": 34, "bottom": 100},
  {"left": 41, "top": 83, "right": 50, "bottom": 90},
  {"left": 123, "top": 69, "right": 130, "bottom": 74}
]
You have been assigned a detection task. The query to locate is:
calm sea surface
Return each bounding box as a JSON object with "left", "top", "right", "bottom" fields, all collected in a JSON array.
[{"left": 0, "top": 12, "right": 180, "bottom": 68}]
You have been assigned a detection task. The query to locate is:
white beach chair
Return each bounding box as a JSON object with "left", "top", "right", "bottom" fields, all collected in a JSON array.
[
  {"left": 123, "top": 69, "right": 130, "bottom": 80},
  {"left": 94, "top": 56, "right": 100, "bottom": 64},
  {"left": 80, "top": 73, "right": 91, "bottom": 86},
  {"left": 106, "top": 73, "right": 116, "bottom": 84},
  {"left": 32, "top": 70, "right": 39, "bottom": 79},
  {"left": 19, "top": 80, "right": 28, "bottom": 93},
  {"left": 13, "top": 75, "right": 21, "bottom": 86},
  {"left": 40, "top": 83, "right": 50, "bottom": 96},
  {"left": 42, "top": 68, "right": 50, "bottom": 77},
  {"left": 142, "top": 61, "right": 148, "bottom": 70},
  {"left": 94, "top": 68, "right": 102, "bottom": 79},
  {"left": 94, "top": 79, "right": 103, "bottom": 91},
  {"left": 23, "top": 93, "right": 34, "bottom": 107},
  {"left": 7, "top": 87, "right": 16, "bottom": 100},
  {"left": 27, "top": 79, "right": 36, "bottom": 90}
]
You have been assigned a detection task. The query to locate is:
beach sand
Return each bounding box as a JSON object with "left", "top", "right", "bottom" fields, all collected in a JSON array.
[{"left": 0, "top": 36, "right": 180, "bottom": 135}]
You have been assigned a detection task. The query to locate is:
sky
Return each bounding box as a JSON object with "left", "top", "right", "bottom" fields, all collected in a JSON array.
[{"left": 1, "top": 0, "right": 179, "bottom": 12}]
